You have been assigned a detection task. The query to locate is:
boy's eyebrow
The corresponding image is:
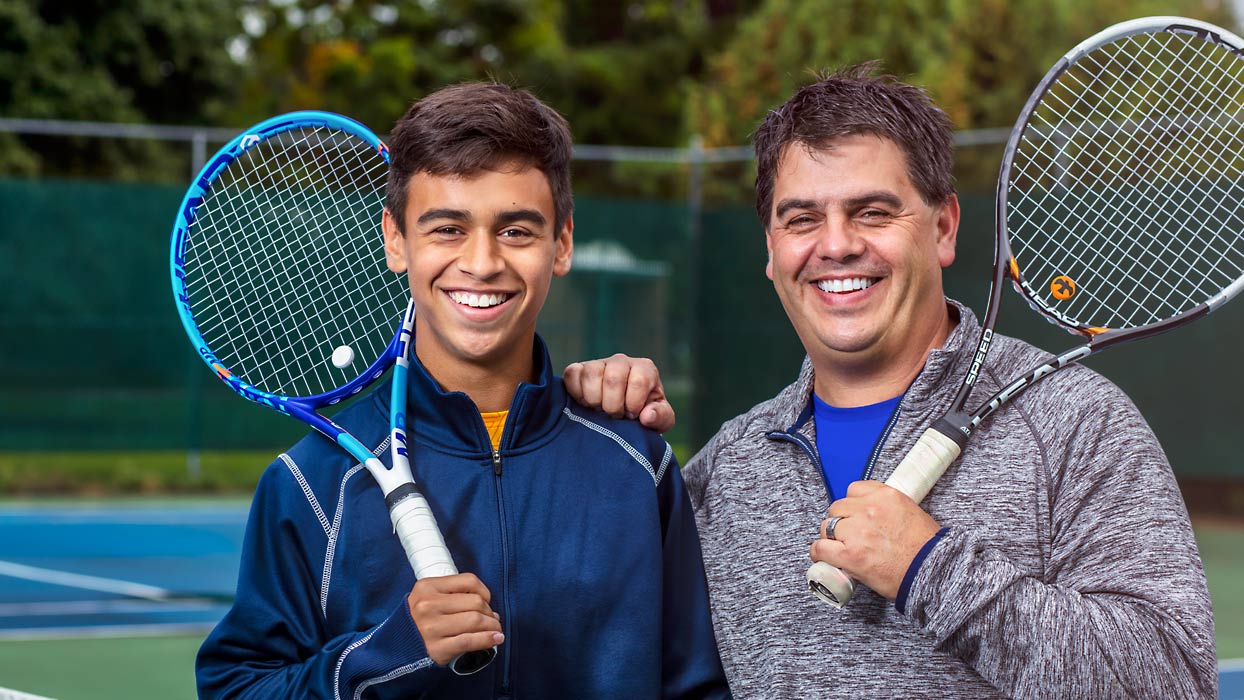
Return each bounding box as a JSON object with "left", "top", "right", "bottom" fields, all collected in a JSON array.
[
  {"left": 495, "top": 209, "right": 547, "bottom": 227},
  {"left": 416, "top": 208, "right": 470, "bottom": 225}
]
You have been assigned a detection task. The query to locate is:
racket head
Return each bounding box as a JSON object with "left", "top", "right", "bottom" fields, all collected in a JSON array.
[
  {"left": 997, "top": 16, "right": 1244, "bottom": 339},
  {"left": 170, "top": 111, "right": 408, "bottom": 410}
]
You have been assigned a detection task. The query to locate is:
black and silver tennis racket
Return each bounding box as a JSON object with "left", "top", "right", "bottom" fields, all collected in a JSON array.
[
  {"left": 171, "top": 111, "right": 495, "bottom": 671},
  {"left": 808, "top": 16, "right": 1244, "bottom": 607}
]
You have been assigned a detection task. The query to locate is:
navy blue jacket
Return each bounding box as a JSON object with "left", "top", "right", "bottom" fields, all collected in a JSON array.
[{"left": 197, "top": 338, "right": 730, "bottom": 699}]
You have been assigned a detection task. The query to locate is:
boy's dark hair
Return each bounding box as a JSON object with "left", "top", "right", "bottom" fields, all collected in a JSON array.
[
  {"left": 752, "top": 62, "right": 955, "bottom": 227},
  {"left": 385, "top": 82, "right": 574, "bottom": 235}
]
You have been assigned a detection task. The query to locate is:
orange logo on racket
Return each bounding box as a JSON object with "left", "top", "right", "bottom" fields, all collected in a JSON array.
[{"left": 1050, "top": 275, "right": 1076, "bottom": 300}]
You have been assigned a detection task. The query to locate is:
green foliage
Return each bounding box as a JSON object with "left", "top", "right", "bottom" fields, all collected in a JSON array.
[
  {"left": 0, "top": 0, "right": 243, "bottom": 178},
  {"left": 686, "top": 0, "right": 1233, "bottom": 196},
  {"left": 0, "top": 451, "right": 269, "bottom": 494}
]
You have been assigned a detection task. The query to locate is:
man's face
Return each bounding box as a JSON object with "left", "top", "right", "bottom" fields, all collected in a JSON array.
[
  {"left": 765, "top": 134, "right": 958, "bottom": 376},
  {"left": 382, "top": 165, "right": 572, "bottom": 375}
]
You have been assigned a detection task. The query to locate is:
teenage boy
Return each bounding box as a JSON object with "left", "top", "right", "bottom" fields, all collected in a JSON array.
[{"left": 196, "top": 82, "right": 730, "bottom": 700}]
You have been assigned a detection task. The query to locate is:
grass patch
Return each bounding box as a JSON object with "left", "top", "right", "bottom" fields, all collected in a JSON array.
[
  {"left": 0, "top": 633, "right": 205, "bottom": 700},
  {"left": 0, "top": 451, "right": 274, "bottom": 495},
  {"left": 1196, "top": 521, "right": 1244, "bottom": 659}
]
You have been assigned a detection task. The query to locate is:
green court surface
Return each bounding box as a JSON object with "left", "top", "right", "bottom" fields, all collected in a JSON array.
[{"left": 0, "top": 524, "right": 1240, "bottom": 700}]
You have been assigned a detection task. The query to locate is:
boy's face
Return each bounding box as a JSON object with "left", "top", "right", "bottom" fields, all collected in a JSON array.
[{"left": 382, "top": 164, "right": 572, "bottom": 376}]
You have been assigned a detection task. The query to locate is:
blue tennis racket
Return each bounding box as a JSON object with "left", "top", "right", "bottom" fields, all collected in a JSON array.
[{"left": 170, "top": 111, "right": 495, "bottom": 674}]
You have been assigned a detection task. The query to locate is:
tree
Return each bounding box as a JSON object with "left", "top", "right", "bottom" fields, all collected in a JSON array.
[
  {"left": 0, "top": 0, "right": 244, "bottom": 178},
  {"left": 687, "top": 0, "right": 1233, "bottom": 196}
]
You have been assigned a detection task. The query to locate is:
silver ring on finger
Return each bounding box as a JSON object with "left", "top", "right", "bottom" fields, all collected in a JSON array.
[{"left": 826, "top": 516, "right": 844, "bottom": 541}]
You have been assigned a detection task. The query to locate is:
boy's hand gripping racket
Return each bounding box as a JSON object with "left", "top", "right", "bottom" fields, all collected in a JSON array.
[
  {"left": 808, "top": 17, "right": 1244, "bottom": 607},
  {"left": 170, "top": 111, "right": 496, "bottom": 673}
]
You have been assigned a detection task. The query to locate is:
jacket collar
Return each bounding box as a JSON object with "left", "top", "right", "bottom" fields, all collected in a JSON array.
[
  {"left": 769, "top": 297, "right": 980, "bottom": 430},
  {"left": 396, "top": 334, "right": 566, "bottom": 455}
]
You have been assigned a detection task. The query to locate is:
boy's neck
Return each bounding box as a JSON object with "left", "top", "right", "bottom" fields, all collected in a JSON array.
[{"left": 414, "top": 336, "right": 536, "bottom": 413}]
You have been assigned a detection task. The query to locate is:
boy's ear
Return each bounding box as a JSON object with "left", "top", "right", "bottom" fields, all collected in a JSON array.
[
  {"left": 553, "top": 216, "right": 573, "bottom": 277},
  {"left": 381, "top": 208, "right": 408, "bottom": 274}
]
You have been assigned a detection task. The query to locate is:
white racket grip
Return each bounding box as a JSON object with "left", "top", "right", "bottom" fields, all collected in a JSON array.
[
  {"left": 883, "top": 427, "right": 962, "bottom": 504},
  {"left": 389, "top": 491, "right": 459, "bottom": 580}
]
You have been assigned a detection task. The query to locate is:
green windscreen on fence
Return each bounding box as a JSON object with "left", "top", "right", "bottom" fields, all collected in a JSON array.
[{"left": 1, "top": 177, "right": 1241, "bottom": 478}]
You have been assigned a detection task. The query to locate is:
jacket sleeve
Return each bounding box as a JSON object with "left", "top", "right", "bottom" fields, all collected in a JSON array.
[
  {"left": 900, "top": 381, "right": 1217, "bottom": 699},
  {"left": 195, "top": 458, "right": 446, "bottom": 700},
  {"left": 656, "top": 446, "right": 734, "bottom": 700}
]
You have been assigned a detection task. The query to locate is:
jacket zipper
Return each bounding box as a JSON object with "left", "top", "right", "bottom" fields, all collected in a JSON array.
[
  {"left": 767, "top": 392, "right": 906, "bottom": 501},
  {"left": 766, "top": 429, "right": 834, "bottom": 501},
  {"left": 861, "top": 394, "right": 905, "bottom": 482},
  {"left": 492, "top": 448, "right": 513, "bottom": 695}
]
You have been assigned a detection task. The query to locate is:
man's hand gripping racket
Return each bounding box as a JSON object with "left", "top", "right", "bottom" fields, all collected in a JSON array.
[
  {"left": 808, "top": 17, "right": 1244, "bottom": 607},
  {"left": 170, "top": 111, "right": 497, "bottom": 672}
]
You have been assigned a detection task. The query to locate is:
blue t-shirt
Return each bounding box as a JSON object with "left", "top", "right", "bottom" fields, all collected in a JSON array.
[{"left": 813, "top": 393, "right": 902, "bottom": 500}]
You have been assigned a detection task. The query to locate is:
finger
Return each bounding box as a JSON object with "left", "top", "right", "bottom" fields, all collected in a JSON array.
[
  {"left": 409, "top": 592, "right": 496, "bottom": 624},
  {"left": 562, "top": 362, "right": 584, "bottom": 400},
  {"left": 844, "top": 479, "right": 882, "bottom": 498},
  {"left": 599, "top": 357, "right": 632, "bottom": 417},
  {"left": 622, "top": 359, "right": 663, "bottom": 417},
  {"left": 638, "top": 399, "right": 676, "bottom": 434},
  {"left": 576, "top": 361, "right": 605, "bottom": 409},
  {"left": 414, "top": 573, "right": 492, "bottom": 604},
  {"left": 809, "top": 536, "right": 848, "bottom": 567},
  {"left": 431, "top": 629, "right": 507, "bottom": 666}
]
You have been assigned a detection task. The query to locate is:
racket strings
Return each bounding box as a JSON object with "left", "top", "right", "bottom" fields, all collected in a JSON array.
[
  {"left": 1006, "top": 28, "right": 1244, "bottom": 331},
  {"left": 183, "top": 126, "right": 406, "bottom": 398},
  {"left": 1014, "top": 37, "right": 1244, "bottom": 325}
]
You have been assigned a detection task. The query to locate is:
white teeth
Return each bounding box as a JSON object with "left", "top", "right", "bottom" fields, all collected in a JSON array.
[
  {"left": 449, "top": 291, "right": 509, "bottom": 308},
  {"left": 816, "top": 277, "right": 876, "bottom": 294}
]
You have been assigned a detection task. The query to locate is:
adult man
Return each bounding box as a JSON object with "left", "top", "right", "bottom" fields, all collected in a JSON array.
[
  {"left": 566, "top": 65, "right": 1217, "bottom": 698},
  {"left": 197, "top": 82, "right": 730, "bottom": 699}
]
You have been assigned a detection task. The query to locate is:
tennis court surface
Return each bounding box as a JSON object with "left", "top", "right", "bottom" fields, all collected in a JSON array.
[{"left": 0, "top": 500, "right": 1240, "bottom": 699}]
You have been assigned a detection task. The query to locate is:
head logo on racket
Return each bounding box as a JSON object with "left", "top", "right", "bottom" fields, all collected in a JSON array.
[{"left": 1050, "top": 275, "right": 1077, "bottom": 301}]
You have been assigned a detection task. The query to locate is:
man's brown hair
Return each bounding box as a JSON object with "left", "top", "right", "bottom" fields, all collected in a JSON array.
[
  {"left": 385, "top": 82, "right": 574, "bottom": 235},
  {"left": 752, "top": 63, "right": 955, "bottom": 227}
]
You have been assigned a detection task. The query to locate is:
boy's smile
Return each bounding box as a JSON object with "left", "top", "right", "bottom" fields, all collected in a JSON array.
[{"left": 382, "top": 164, "right": 573, "bottom": 402}]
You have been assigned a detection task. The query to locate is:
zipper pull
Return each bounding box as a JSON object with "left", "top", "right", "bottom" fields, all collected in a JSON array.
[{"left": 492, "top": 449, "right": 502, "bottom": 476}]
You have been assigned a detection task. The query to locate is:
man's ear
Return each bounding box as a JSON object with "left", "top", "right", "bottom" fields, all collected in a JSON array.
[
  {"left": 936, "top": 194, "right": 960, "bottom": 269},
  {"left": 553, "top": 216, "right": 574, "bottom": 277},
  {"left": 764, "top": 227, "right": 775, "bottom": 281},
  {"left": 381, "top": 208, "right": 408, "bottom": 274}
]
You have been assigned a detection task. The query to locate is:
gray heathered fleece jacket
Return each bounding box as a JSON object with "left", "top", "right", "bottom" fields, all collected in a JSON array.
[{"left": 682, "top": 299, "right": 1216, "bottom": 700}]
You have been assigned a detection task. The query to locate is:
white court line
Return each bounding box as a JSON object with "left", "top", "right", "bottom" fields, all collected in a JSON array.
[
  {"left": 0, "top": 686, "right": 58, "bottom": 700},
  {"left": 1223, "top": 658, "right": 1244, "bottom": 671},
  {"left": 0, "top": 599, "right": 221, "bottom": 617},
  {"left": 0, "top": 561, "right": 172, "bottom": 601}
]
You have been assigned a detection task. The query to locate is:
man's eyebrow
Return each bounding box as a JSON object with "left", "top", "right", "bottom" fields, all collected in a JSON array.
[
  {"left": 495, "top": 209, "right": 547, "bottom": 227},
  {"left": 844, "top": 191, "right": 904, "bottom": 209},
  {"left": 416, "top": 208, "right": 470, "bottom": 225},
  {"left": 774, "top": 198, "right": 822, "bottom": 220}
]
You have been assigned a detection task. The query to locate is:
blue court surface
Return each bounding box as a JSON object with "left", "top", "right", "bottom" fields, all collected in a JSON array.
[
  {"left": 0, "top": 500, "right": 1240, "bottom": 697},
  {"left": 0, "top": 501, "right": 245, "bottom": 639}
]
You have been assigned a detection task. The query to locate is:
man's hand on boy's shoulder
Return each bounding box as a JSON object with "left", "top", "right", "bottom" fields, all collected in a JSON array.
[
  {"left": 407, "top": 573, "right": 504, "bottom": 667},
  {"left": 563, "top": 354, "right": 675, "bottom": 433}
]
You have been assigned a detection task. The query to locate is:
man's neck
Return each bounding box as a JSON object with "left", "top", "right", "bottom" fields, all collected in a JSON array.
[{"left": 812, "top": 305, "right": 957, "bottom": 408}]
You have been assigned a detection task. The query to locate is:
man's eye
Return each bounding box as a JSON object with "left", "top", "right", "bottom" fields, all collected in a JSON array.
[{"left": 500, "top": 228, "right": 532, "bottom": 238}]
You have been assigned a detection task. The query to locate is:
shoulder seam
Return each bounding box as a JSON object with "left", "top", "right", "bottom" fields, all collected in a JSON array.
[
  {"left": 279, "top": 453, "right": 332, "bottom": 534},
  {"left": 562, "top": 407, "right": 668, "bottom": 486},
  {"left": 321, "top": 437, "right": 390, "bottom": 618}
]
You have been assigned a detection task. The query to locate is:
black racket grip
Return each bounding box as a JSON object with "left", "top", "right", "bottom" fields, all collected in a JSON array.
[{"left": 450, "top": 646, "right": 497, "bottom": 675}]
